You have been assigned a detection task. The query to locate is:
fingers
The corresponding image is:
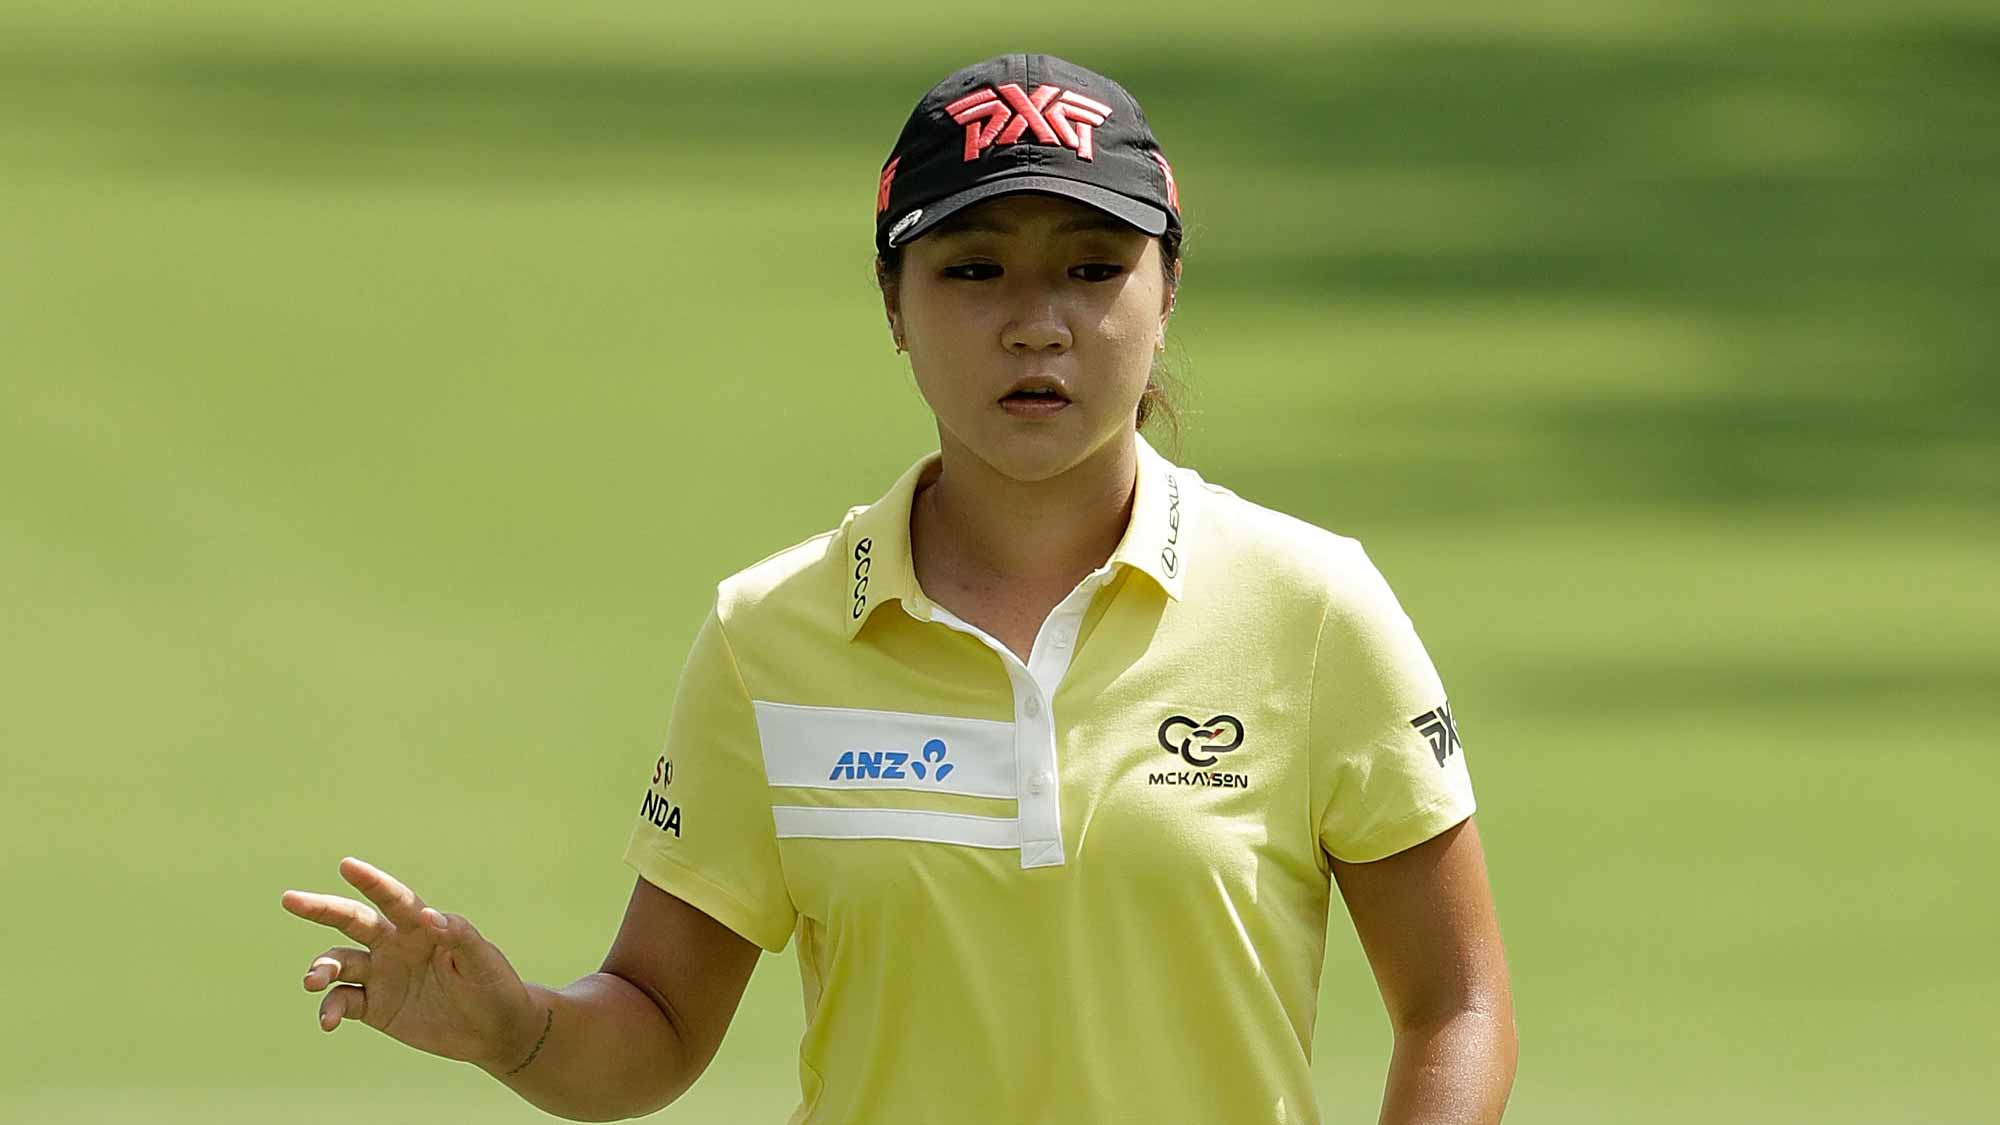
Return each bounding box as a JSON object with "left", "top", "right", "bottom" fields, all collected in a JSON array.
[
  {"left": 280, "top": 889, "right": 392, "bottom": 947},
  {"left": 303, "top": 947, "right": 370, "bottom": 992},
  {"left": 318, "top": 983, "right": 366, "bottom": 1031},
  {"left": 338, "top": 857, "right": 430, "bottom": 932}
]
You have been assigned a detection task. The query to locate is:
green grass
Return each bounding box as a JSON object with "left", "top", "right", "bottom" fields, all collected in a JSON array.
[{"left": 4, "top": 3, "right": 1997, "bottom": 1121}]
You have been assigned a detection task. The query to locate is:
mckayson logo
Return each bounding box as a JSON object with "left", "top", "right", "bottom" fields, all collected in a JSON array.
[
  {"left": 945, "top": 83, "right": 1115, "bottom": 162},
  {"left": 1149, "top": 713, "right": 1249, "bottom": 788},
  {"left": 1409, "top": 702, "right": 1462, "bottom": 767}
]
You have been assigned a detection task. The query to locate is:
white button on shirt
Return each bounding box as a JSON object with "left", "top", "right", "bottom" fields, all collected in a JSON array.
[{"left": 917, "top": 565, "right": 1113, "bottom": 869}]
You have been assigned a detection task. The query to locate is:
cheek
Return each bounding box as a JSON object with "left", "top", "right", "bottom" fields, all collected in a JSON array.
[
  {"left": 1107, "top": 310, "right": 1157, "bottom": 351},
  {"left": 1097, "top": 302, "right": 1163, "bottom": 368},
  {"left": 901, "top": 280, "right": 986, "bottom": 345},
  {"left": 904, "top": 346, "right": 983, "bottom": 426}
]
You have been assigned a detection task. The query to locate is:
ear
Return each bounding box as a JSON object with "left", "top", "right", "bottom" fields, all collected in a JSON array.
[{"left": 876, "top": 257, "right": 905, "bottom": 349}]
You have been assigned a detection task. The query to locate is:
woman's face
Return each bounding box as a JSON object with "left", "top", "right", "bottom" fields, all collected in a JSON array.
[{"left": 889, "top": 193, "right": 1173, "bottom": 483}]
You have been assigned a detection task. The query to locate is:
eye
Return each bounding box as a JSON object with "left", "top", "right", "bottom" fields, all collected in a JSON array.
[
  {"left": 941, "top": 263, "right": 1001, "bottom": 281},
  {"left": 1073, "top": 263, "right": 1124, "bottom": 282}
]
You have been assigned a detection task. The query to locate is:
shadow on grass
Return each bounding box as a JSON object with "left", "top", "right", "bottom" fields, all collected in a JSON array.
[
  {"left": 6, "top": 31, "right": 1995, "bottom": 516},
  {"left": 1211, "top": 391, "right": 1999, "bottom": 522}
]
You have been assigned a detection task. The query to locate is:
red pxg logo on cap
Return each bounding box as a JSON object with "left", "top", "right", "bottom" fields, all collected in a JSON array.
[
  {"left": 873, "top": 65, "right": 1181, "bottom": 225},
  {"left": 947, "top": 83, "right": 1114, "bottom": 162}
]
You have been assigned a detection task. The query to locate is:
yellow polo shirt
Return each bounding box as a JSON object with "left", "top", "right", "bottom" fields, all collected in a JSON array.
[{"left": 623, "top": 433, "right": 1477, "bottom": 1124}]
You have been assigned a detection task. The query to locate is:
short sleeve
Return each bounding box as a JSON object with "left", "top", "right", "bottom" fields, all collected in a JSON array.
[
  {"left": 1310, "top": 542, "right": 1477, "bottom": 863},
  {"left": 622, "top": 602, "right": 797, "bottom": 952}
]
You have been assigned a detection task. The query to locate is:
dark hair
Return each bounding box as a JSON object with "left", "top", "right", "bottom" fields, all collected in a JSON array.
[{"left": 874, "top": 221, "right": 1187, "bottom": 448}]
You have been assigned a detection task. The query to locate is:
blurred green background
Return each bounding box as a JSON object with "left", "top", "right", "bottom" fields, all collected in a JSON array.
[{"left": 4, "top": 1, "right": 1996, "bottom": 1121}]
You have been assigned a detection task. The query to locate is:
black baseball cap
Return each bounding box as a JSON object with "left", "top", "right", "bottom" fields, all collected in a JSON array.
[{"left": 874, "top": 53, "right": 1182, "bottom": 257}]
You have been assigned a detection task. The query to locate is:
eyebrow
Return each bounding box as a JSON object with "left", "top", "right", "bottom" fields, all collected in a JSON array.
[{"left": 929, "top": 211, "right": 1136, "bottom": 238}]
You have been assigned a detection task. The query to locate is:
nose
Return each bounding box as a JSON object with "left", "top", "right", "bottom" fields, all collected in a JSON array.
[{"left": 1003, "top": 291, "right": 1071, "bottom": 354}]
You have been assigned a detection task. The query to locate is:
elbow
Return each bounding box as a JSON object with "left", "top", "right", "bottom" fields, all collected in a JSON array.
[
  {"left": 1392, "top": 993, "right": 1519, "bottom": 1062},
  {"left": 1390, "top": 986, "right": 1508, "bottom": 1034},
  {"left": 600, "top": 970, "right": 707, "bottom": 1112}
]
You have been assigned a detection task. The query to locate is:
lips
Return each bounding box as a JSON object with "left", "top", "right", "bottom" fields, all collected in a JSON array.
[
  {"left": 998, "top": 376, "right": 1071, "bottom": 405},
  {"left": 998, "top": 376, "right": 1072, "bottom": 420}
]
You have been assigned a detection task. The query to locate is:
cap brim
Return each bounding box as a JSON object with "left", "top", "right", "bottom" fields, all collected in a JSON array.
[{"left": 886, "top": 176, "right": 1170, "bottom": 249}]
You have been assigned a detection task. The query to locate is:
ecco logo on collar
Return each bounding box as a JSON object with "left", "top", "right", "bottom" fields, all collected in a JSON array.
[{"left": 851, "top": 537, "right": 872, "bottom": 620}]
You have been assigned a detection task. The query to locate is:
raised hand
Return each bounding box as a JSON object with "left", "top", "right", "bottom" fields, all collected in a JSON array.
[{"left": 280, "top": 857, "right": 541, "bottom": 1071}]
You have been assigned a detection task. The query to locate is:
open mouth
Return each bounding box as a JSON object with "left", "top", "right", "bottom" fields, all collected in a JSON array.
[
  {"left": 999, "top": 377, "right": 1072, "bottom": 411},
  {"left": 1000, "top": 387, "right": 1070, "bottom": 405}
]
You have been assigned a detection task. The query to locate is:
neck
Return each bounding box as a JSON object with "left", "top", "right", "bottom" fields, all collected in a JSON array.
[{"left": 915, "top": 432, "right": 1139, "bottom": 589}]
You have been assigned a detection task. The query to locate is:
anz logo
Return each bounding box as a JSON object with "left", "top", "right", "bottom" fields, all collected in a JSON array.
[{"left": 829, "top": 737, "right": 955, "bottom": 783}]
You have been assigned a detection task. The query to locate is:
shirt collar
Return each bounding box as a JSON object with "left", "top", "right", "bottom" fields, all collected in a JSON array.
[{"left": 841, "top": 433, "right": 1190, "bottom": 641}]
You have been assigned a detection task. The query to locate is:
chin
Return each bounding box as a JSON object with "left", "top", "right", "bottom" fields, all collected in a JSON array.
[{"left": 962, "top": 413, "right": 1117, "bottom": 484}]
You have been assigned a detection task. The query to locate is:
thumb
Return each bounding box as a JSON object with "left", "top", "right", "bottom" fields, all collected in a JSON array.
[{"left": 422, "top": 908, "right": 513, "bottom": 983}]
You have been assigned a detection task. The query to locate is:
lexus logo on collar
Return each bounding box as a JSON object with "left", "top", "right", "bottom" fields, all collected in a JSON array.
[{"left": 1158, "top": 714, "right": 1243, "bottom": 768}]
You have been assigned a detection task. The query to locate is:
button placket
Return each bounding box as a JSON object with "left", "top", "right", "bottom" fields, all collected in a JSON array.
[
  {"left": 920, "top": 569, "right": 1110, "bottom": 870},
  {"left": 1007, "top": 664, "right": 1061, "bottom": 866}
]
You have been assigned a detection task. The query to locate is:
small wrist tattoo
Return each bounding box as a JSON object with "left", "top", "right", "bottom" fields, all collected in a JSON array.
[{"left": 503, "top": 1007, "right": 553, "bottom": 1077}]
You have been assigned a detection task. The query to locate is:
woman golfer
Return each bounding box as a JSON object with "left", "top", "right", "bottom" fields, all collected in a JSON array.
[{"left": 281, "top": 53, "right": 1516, "bottom": 1124}]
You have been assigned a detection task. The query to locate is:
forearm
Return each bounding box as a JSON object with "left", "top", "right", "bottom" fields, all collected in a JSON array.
[
  {"left": 481, "top": 973, "right": 700, "bottom": 1122},
  {"left": 1378, "top": 1007, "right": 1517, "bottom": 1125}
]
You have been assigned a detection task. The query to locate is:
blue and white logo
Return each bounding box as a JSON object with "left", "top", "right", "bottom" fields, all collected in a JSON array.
[
  {"left": 829, "top": 737, "right": 955, "bottom": 783},
  {"left": 752, "top": 701, "right": 1013, "bottom": 798}
]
